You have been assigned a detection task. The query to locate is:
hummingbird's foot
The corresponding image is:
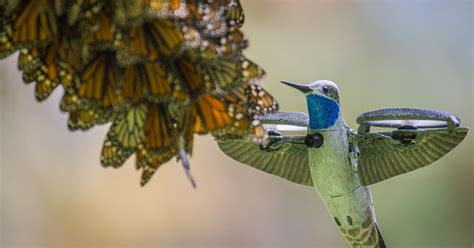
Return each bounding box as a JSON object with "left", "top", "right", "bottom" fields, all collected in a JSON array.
[{"left": 177, "top": 149, "right": 197, "bottom": 189}]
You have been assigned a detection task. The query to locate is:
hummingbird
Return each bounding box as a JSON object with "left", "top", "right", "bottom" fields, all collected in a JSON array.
[{"left": 218, "top": 80, "right": 469, "bottom": 248}]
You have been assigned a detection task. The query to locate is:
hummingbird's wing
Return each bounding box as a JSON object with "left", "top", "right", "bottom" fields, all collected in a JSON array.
[
  {"left": 217, "top": 111, "right": 313, "bottom": 186},
  {"left": 356, "top": 108, "right": 469, "bottom": 186}
]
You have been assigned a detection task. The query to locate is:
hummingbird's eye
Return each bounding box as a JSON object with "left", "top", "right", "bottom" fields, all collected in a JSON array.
[{"left": 322, "top": 86, "right": 330, "bottom": 95}]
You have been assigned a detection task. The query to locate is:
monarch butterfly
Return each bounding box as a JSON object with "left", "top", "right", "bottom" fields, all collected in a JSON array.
[
  {"left": 121, "top": 19, "right": 190, "bottom": 63},
  {"left": 18, "top": 42, "right": 61, "bottom": 101},
  {"left": 227, "top": 0, "right": 244, "bottom": 27},
  {"left": 100, "top": 89, "right": 269, "bottom": 186},
  {"left": 78, "top": 54, "right": 124, "bottom": 108},
  {"left": 88, "top": 11, "right": 122, "bottom": 50},
  {"left": 113, "top": 0, "right": 187, "bottom": 28},
  {"left": 0, "top": 0, "right": 278, "bottom": 186},
  {"left": 0, "top": 0, "right": 57, "bottom": 59},
  {"left": 122, "top": 61, "right": 187, "bottom": 104},
  {"left": 11, "top": 0, "right": 58, "bottom": 47}
]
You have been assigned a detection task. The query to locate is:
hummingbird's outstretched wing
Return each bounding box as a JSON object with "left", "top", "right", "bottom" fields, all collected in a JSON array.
[
  {"left": 356, "top": 108, "right": 469, "bottom": 186},
  {"left": 217, "top": 111, "right": 313, "bottom": 186}
]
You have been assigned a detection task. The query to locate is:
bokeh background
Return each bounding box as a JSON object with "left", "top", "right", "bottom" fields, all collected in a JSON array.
[{"left": 1, "top": 1, "right": 472, "bottom": 247}]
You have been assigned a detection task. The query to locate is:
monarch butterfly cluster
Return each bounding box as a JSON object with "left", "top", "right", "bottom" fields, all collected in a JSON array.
[{"left": 0, "top": 0, "right": 278, "bottom": 186}]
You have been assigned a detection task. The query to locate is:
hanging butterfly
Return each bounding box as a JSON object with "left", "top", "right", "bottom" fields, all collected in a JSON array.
[{"left": 0, "top": 0, "right": 278, "bottom": 186}]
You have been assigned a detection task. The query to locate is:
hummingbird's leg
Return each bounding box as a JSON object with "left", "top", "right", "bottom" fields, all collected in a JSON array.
[{"left": 177, "top": 148, "right": 197, "bottom": 189}]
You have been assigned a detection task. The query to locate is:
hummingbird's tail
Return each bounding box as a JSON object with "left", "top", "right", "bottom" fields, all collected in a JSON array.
[
  {"left": 339, "top": 217, "right": 386, "bottom": 248},
  {"left": 375, "top": 224, "right": 386, "bottom": 248}
]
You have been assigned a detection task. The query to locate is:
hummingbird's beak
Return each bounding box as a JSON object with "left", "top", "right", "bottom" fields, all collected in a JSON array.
[{"left": 280, "top": 80, "right": 312, "bottom": 93}]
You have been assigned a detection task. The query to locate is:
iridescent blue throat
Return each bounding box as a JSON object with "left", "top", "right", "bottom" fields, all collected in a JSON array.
[{"left": 306, "top": 94, "right": 340, "bottom": 130}]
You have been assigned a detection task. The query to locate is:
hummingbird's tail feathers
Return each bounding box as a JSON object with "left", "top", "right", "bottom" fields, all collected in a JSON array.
[
  {"left": 339, "top": 217, "right": 386, "bottom": 248},
  {"left": 376, "top": 224, "right": 387, "bottom": 248}
]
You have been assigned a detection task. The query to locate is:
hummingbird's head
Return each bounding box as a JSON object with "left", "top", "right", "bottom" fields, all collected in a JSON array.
[
  {"left": 281, "top": 80, "right": 341, "bottom": 130},
  {"left": 280, "top": 80, "right": 340, "bottom": 103}
]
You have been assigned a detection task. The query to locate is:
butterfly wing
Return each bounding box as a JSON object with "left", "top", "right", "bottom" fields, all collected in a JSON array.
[{"left": 1, "top": 0, "right": 279, "bottom": 185}]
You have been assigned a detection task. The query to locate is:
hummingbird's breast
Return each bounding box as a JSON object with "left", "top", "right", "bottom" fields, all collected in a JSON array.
[
  {"left": 304, "top": 92, "right": 383, "bottom": 247},
  {"left": 307, "top": 124, "right": 382, "bottom": 247},
  {"left": 307, "top": 127, "right": 359, "bottom": 196},
  {"left": 304, "top": 94, "right": 360, "bottom": 195}
]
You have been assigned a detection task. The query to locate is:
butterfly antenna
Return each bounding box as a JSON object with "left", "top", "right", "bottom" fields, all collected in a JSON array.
[{"left": 178, "top": 148, "right": 197, "bottom": 189}]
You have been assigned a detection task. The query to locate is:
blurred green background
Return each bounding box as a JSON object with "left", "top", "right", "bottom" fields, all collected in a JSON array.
[{"left": 0, "top": 1, "right": 472, "bottom": 247}]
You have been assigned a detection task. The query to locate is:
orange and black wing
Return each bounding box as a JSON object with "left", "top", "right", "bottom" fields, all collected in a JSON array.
[{"left": 0, "top": 0, "right": 279, "bottom": 186}]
